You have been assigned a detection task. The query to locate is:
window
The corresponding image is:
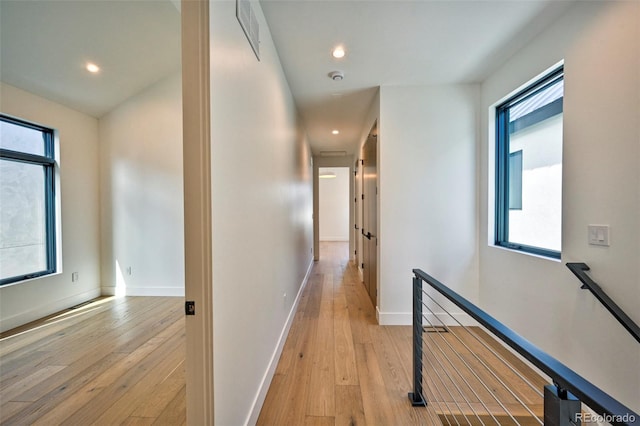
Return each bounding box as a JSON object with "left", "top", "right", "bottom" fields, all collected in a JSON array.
[
  {"left": 509, "top": 150, "right": 523, "bottom": 210},
  {"left": 495, "top": 66, "right": 563, "bottom": 259},
  {"left": 0, "top": 115, "right": 57, "bottom": 285}
]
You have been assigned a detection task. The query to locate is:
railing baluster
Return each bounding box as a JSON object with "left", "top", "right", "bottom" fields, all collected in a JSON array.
[
  {"left": 408, "top": 275, "right": 427, "bottom": 407},
  {"left": 544, "top": 384, "right": 581, "bottom": 426},
  {"left": 411, "top": 268, "right": 639, "bottom": 426}
]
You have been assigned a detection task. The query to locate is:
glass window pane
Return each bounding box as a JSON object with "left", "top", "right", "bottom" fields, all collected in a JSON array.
[
  {"left": 507, "top": 100, "right": 563, "bottom": 251},
  {"left": 509, "top": 150, "right": 523, "bottom": 210},
  {"left": 0, "top": 119, "right": 46, "bottom": 156},
  {"left": 0, "top": 160, "right": 48, "bottom": 280},
  {"left": 496, "top": 67, "right": 563, "bottom": 257}
]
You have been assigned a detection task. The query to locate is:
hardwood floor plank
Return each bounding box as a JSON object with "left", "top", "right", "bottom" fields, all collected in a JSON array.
[
  {"left": 307, "top": 273, "right": 336, "bottom": 417},
  {"left": 2, "top": 243, "right": 545, "bottom": 426},
  {"left": 12, "top": 305, "right": 182, "bottom": 405},
  {"left": 255, "top": 373, "right": 287, "bottom": 425},
  {"left": 90, "top": 348, "right": 184, "bottom": 425},
  {"left": 334, "top": 282, "right": 359, "bottom": 386},
  {"left": 0, "top": 297, "right": 186, "bottom": 426},
  {"left": 0, "top": 365, "right": 65, "bottom": 403},
  {"left": 0, "top": 297, "right": 174, "bottom": 394},
  {"left": 3, "top": 352, "right": 128, "bottom": 424},
  {"left": 0, "top": 401, "right": 30, "bottom": 423},
  {"left": 131, "top": 359, "right": 185, "bottom": 418},
  {"left": 122, "top": 416, "right": 156, "bottom": 426},
  {"left": 153, "top": 385, "right": 187, "bottom": 426},
  {"left": 274, "top": 316, "right": 318, "bottom": 426},
  {"left": 370, "top": 326, "right": 435, "bottom": 425},
  {"left": 274, "top": 308, "right": 307, "bottom": 376},
  {"left": 56, "top": 325, "right": 185, "bottom": 425},
  {"left": 335, "top": 385, "right": 366, "bottom": 426},
  {"left": 305, "top": 415, "right": 336, "bottom": 426},
  {"left": 343, "top": 277, "right": 373, "bottom": 345},
  {"left": 354, "top": 342, "right": 395, "bottom": 426},
  {"left": 259, "top": 242, "right": 543, "bottom": 425}
]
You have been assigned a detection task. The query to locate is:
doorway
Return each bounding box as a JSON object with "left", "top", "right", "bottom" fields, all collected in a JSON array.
[
  {"left": 361, "top": 123, "right": 378, "bottom": 306},
  {"left": 318, "top": 167, "right": 351, "bottom": 247}
]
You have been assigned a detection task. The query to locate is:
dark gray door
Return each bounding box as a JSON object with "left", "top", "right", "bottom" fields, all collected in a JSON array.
[{"left": 361, "top": 125, "right": 378, "bottom": 306}]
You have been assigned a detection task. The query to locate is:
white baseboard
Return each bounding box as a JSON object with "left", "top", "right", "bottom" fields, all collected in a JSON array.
[
  {"left": 0, "top": 288, "right": 101, "bottom": 333},
  {"left": 376, "top": 309, "right": 477, "bottom": 327},
  {"left": 319, "top": 237, "right": 349, "bottom": 242},
  {"left": 245, "top": 258, "right": 314, "bottom": 426},
  {"left": 101, "top": 286, "right": 185, "bottom": 297}
]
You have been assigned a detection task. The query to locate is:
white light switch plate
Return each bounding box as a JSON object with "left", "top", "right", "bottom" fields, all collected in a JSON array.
[{"left": 588, "top": 225, "right": 610, "bottom": 246}]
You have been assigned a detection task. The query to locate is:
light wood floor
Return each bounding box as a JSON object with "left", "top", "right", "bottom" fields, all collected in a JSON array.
[
  {"left": 257, "top": 242, "right": 441, "bottom": 425},
  {"left": 257, "top": 241, "right": 546, "bottom": 426},
  {"left": 0, "top": 296, "right": 186, "bottom": 425},
  {"left": 1, "top": 242, "right": 545, "bottom": 426}
]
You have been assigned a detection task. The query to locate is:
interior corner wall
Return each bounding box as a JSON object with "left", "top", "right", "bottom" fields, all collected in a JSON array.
[
  {"left": 479, "top": 1, "right": 639, "bottom": 411},
  {"left": 208, "top": 2, "right": 314, "bottom": 424},
  {"left": 0, "top": 83, "right": 101, "bottom": 332},
  {"left": 99, "top": 72, "right": 185, "bottom": 297},
  {"left": 375, "top": 85, "right": 480, "bottom": 326}
]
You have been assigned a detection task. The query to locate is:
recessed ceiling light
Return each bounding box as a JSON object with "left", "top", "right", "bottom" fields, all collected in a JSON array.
[
  {"left": 86, "top": 63, "right": 100, "bottom": 73},
  {"left": 332, "top": 130, "right": 340, "bottom": 135},
  {"left": 319, "top": 151, "right": 347, "bottom": 157},
  {"left": 332, "top": 46, "right": 346, "bottom": 59},
  {"left": 319, "top": 172, "right": 337, "bottom": 179}
]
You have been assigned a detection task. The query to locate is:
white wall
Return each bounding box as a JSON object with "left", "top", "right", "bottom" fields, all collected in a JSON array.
[
  {"left": 208, "top": 1, "right": 314, "bottom": 424},
  {"left": 319, "top": 167, "right": 350, "bottom": 241},
  {"left": 98, "top": 73, "right": 184, "bottom": 297},
  {"left": 479, "top": 1, "right": 639, "bottom": 411},
  {"left": 0, "top": 83, "right": 101, "bottom": 332},
  {"left": 375, "top": 84, "right": 479, "bottom": 325}
]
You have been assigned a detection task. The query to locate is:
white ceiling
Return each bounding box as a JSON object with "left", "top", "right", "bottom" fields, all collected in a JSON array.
[
  {"left": 261, "top": 0, "right": 574, "bottom": 155},
  {"left": 0, "top": 0, "right": 181, "bottom": 118},
  {"left": 1, "top": 0, "right": 573, "bottom": 155}
]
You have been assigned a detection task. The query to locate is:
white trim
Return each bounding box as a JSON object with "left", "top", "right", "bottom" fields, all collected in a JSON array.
[
  {"left": 319, "top": 237, "right": 349, "bottom": 242},
  {"left": 376, "top": 310, "right": 477, "bottom": 327},
  {"left": 0, "top": 288, "right": 101, "bottom": 333},
  {"left": 182, "top": 0, "right": 214, "bottom": 424},
  {"left": 101, "top": 286, "right": 185, "bottom": 297},
  {"left": 245, "top": 258, "right": 314, "bottom": 426}
]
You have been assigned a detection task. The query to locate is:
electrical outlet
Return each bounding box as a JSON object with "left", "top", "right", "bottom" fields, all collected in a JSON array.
[
  {"left": 72, "top": 272, "right": 79, "bottom": 282},
  {"left": 126, "top": 266, "right": 132, "bottom": 275}
]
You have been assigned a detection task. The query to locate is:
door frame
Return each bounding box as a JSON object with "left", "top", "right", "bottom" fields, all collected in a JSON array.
[
  {"left": 182, "top": 0, "right": 214, "bottom": 424},
  {"left": 312, "top": 155, "right": 356, "bottom": 261},
  {"left": 361, "top": 122, "right": 378, "bottom": 307}
]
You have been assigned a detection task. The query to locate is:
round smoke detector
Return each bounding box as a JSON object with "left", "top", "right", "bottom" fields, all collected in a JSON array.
[{"left": 329, "top": 71, "right": 344, "bottom": 81}]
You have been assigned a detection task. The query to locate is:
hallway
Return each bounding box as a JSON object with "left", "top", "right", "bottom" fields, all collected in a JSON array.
[{"left": 257, "top": 241, "right": 438, "bottom": 425}]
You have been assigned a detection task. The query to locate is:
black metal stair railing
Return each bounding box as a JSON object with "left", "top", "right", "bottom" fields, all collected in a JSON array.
[
  {"left": 409, "top": 268, "right": 639, "bottom": 426},
  {"left": 566, "top": 262, "right": 640, "bottom": 344}
]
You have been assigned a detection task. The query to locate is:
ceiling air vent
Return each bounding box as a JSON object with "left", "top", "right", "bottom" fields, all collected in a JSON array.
[{"left": 236, "top": 0, "right": 260, "bottom": 61}]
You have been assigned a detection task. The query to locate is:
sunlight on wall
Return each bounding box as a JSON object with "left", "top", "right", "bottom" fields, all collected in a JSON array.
[{"left": 115, "top": 259, "right": 127, "bottom": 297}]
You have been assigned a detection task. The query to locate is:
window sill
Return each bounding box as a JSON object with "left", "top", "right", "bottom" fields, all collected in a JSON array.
[
  {"left": 491, "top": 243, "right": 562, "bottom": 263},
  {"left": 0, "top": 271, "right": 62, "bottom": 288}
]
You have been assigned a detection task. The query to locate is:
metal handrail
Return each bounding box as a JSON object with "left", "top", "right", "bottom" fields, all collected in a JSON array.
[
  {"left": 411, "top": 268, "right": 639, "bottom": 426},
  {"left": 566, "top": 262, "right": 640, "bottom": 344}
]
